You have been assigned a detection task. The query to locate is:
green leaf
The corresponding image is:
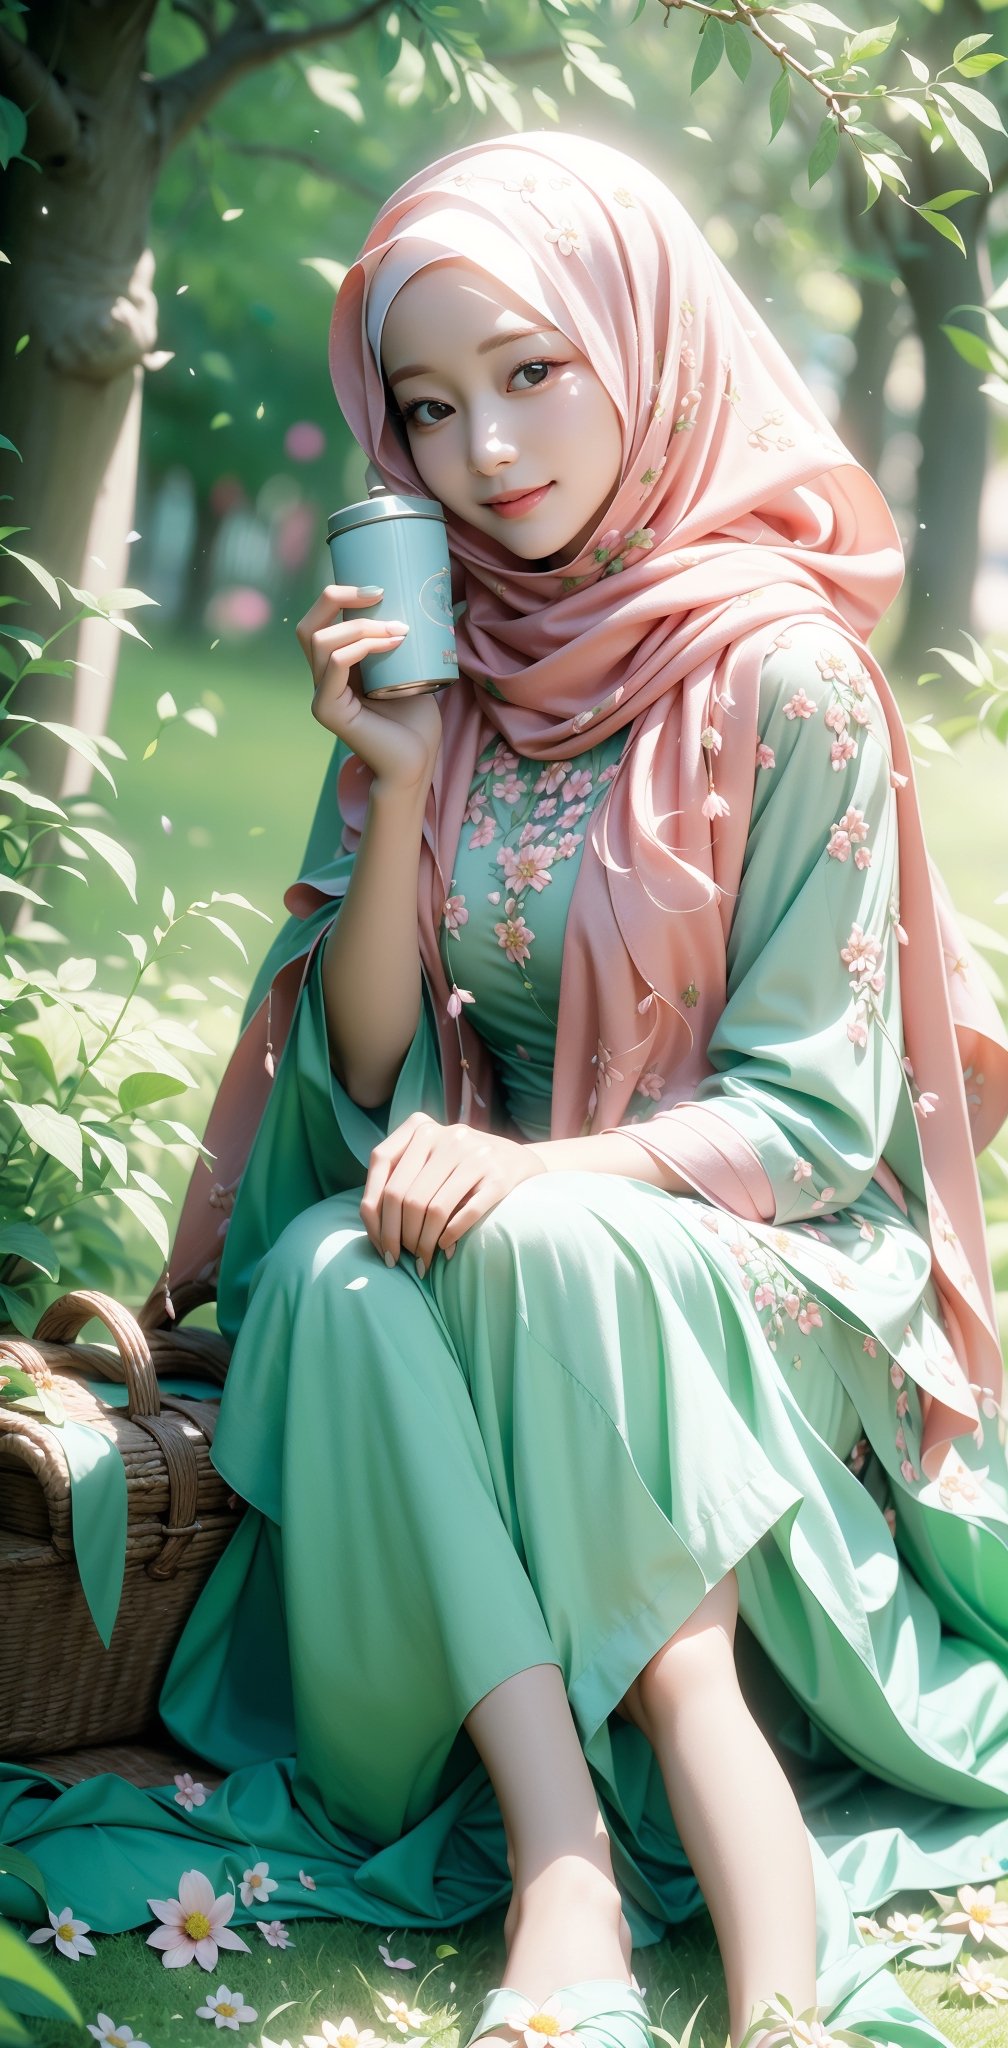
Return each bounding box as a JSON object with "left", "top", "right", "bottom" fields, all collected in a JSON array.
[
  {"left": 0, "top": 1224, "right": 58, "bottom": 1278},
  {"left": 0, "top": 95, "right": 28, "bottom": 174},
  {"left": 0, "top": 1920, "right": 83, "bottom": 2026},
  {"left": 0, "top": 1843, "right": 49, "bottom": 1909},
  {"left": 955, "top": 53, "right": 1006, "bottom": 78},
  {"left": 0, "top": 778, "right": 67, "bottom": 820},
  {"left": 155, "top": 690, "right": 178, "bottom": 722},
  {"left": 917, "top": 209, "right": 967, "bottom": 257},
  {"left": 0, "top": 433, "right": 21, "bottom": 461},
  {"left": 941, "top": 322, "right": 994, "bottom": 369},
  {"left": 808, "top": 116, "right": 840, "bottom": 188},
  {"left": 1, "top": 548, "right": 60, "bottom": 607},
  {"left": 953, "top": 33, "right": 994, "bottom": 63},
  {"left": 904, "top": 50, "right": 929, "bottom": 84},
  {"left": 0, "top": 1286, "right": 39, "bottom": 1338},
  {"left": 182, "top": 705, "right": 218, "bottom": 736},
  {"left": 0, "top": 877, "right": 46, "bottom": 906},
  {"left": 192, "top": 911, "right": 248, "bottom": 961},
  {"left": 922, "top": 189, "right": 979, "bottom": 212},
  {"left": 119, "top": 931, "right": 148, "bottom": 968},
  {"left": 691, "top": 16, "right": 725, "bottom": 94},
  {"left": 769, "top": 67, "right": 791, "bottom": 139},
  {"left": 209, "top": 888, "right": 271, "bottom": 920},
  {"left": 117, "top": 1069, "right": 190, "bottom": 1114},
  {"left": 4, "top": 1100, "right": 83, "bottom": 1179},
  {"left": 6, "top": 717, "right": 118, "bottom": 792},
  {"left": 934, "top": 98, "right": 993, "bottom": 189},
  {"left": 942, "top": 81, "right": 1007, "bottom": 134},
  {"left": 65, "top": 824, "right": 137, "bottom": 901},
  {"left": 84, "top": 1124, "right": 129, "bottom": 1183},
  {"left": 846, "top": 21, "right": 898, "bottom": 63},
  {"left": 723, "top": 21, "right": 751, "bottom": 81},
  {"left": 108, "top": 1183, "right": 170, "bottom": 1259},
  {"left": 434, "top": 1943, "right": 458, "bottom": 1959}
]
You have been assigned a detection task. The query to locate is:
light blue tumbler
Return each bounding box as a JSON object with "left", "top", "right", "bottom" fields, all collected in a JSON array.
[{"left": 325, "top": 464, "right": 459, "bottom": 698}]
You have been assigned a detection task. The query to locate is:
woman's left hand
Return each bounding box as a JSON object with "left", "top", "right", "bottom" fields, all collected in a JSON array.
[{"left": 361, "top": 1112, "right": 547, "bottom": 1274}]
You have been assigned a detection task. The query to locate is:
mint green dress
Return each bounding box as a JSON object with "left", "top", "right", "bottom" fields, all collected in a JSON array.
[{"left": 3, "top": 629, "right": 1008, "bottom": 2048}]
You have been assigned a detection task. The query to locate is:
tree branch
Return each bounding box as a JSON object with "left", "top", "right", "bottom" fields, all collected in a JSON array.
[
  {"left": 154, "top": 0, "right": 387, "bottom": 155},
  {"left": 0, "top": 21, "right": 80, "bottom": 163},
  {"left": 168, "top": 0, "right": 220, "bottom": 47},
  {"left": 208, "top": 129, "right": 386, "bottom": 207}
]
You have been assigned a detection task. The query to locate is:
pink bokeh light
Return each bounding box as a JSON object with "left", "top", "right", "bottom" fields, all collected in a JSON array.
[{"left": 284, "top": 421, "right": 326, "bottom": 462}]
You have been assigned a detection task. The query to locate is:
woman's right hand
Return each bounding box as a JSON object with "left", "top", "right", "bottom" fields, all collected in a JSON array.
[{"left": 296, "top": 584, "right": 443, "bottom": 793}]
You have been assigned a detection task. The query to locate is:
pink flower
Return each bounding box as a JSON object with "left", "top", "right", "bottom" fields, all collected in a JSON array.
[
  {"left": 463, "top": 796, "right": 485, "bottom": 825},
  {"left": 259, "top": 1921, "right": 294, "bottom": 1949},
  {"left": 495, "top": 911, "right": 535, "bottom": 965},
  {"left": 851, "top": 699, "right": 871, "bottom": 726},
  {"left": 700, "top": 724, "right": 723, "bottom": 756},
  {"left": 755, "top": 742, "right": 775, "bottom": 771},
  {"left": 558, "top": 802, "right": 586, "bottom": 827},
  {"left": 174, "top": 1773, "right": 208, "bottom": 1812},
  {"left": 863, "top": 1336, "right": 877, "bottom": 1357},
  {"left": 298, "top": 1870, "right": 317, "bottom": 1890},
  {"left": 784, "top": 689, "right": 815, "bottom": 719},
  {"left": 554, "top": 832, "right": 583, "bottom": 859},
  {"left": 797, "top": 1301, "right": 823, "bottom": 1335},
  {"left": 824, "top": 703, "right": 848, "bottom": 735},
  {"left": 500, "top": 842, "right": 556, "bottom": 893},
  {"left": 146, "top": 1870, "right": 251, "bottom": 1972},
  {"left": 494, "top": 773, "right": 525, "bottom": 805},
  {"left": 793, "top": 1159, "right": 813, "bottom": 1183},
  {"left": 900, "top": 1458, "right": 919, "bottom": 1484},
  {"left": 754, "top": 1283, "right": 775, "bottom": 1311},
  {"left": 847, "top": 1004, "right": 869, "bottom": 1048},
  {"left": 702, "top": 789, "right": 730, "bottom": 821},
  {"left": 782, "top": 1292, "right": 801, "bottom": 1319},
  {"left": 535, "top": 797, "right": 558, "bottom": 819},
  {"left": 831, "top": 735, "right": 858, "bottom": 770},
  {"left": 896, "top": 1390, "right": 909, "bottom": 1417},
  {"left": 491, "top": 742, "right": 519, "bottom": 773},
  {"left": 446, "top": 987, "right": 474, "bottom": 1020},
  {"left": 827, "top": 828, "right": 851, "bottom": 862},
  {"left": 915, "top": 1092, "right": 940, "bottom": 1120},
  {"left": 599, "top": 762, "right": 621, "bottom": 783},
  {"left": 858, "top": 1219, "right": 875, "bottom": 1241},
  {"left": 854, "top": 847, "right": 872, "bottom": 868},
  {"left": 841, "top": 925, "right": 882, "bottom": 979},
  {"left": 890, "top": 1362, "right": 905, "bottom": 1388},
  {"left": 442, "top": 894, "right": 468, "bottom": 935},
  {"left": 635, "top": 1068, "right": 665, "bottom": 1100},
  {"left": 562, "top": 769, "right": 593, "bottom": 802},
  {"left": 535, "top": 761, "right": 568, "bottom": 795},
  {"left": 468, "top": 818, "right": 496, "bottom": 850},
  {"left": 594, "top": 1042, "right": 624, "bottom": 1087}
]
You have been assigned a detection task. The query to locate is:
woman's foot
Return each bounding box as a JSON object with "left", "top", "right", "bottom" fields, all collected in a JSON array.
[{"left": 474, "top": 1854, "right": 634, "bottom": 2048}]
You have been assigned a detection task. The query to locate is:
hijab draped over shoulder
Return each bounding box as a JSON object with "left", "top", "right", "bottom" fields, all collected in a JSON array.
[{"left": 167, "top": 131, "right": 1008, "bottom": 1481}]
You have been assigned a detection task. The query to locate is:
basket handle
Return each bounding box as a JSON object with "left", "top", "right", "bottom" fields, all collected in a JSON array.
[{"left": 34, "top": 1289, "right": 161, "bottom": 1419}]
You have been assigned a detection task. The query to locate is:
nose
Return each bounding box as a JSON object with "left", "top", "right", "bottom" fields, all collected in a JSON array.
[{"left": 466, "top": 405, "right": 517, "bottom": 478}]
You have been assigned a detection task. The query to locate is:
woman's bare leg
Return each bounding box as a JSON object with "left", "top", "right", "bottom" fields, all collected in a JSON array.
[
  {"left": 463, "top": 1662, "right": 633, "bottom": 2031},
  {"left": 619, "top": 1570, "right": 818, "bottom": 2047}
]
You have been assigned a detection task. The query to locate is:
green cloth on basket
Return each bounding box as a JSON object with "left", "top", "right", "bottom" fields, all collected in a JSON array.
[{"left": 3, "top": 636, "right": 1008, "bottom": 2048}]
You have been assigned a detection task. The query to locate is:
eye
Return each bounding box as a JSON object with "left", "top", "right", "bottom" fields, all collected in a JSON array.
[{"left": 400, "top": 358, "right": 557, "bottom": 429}]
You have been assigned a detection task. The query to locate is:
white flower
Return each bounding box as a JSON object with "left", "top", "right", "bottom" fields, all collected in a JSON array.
[
  {"left": 195, "top": 1984, "right": 258, "bottom": 2031},
  {"left": 28, "top": 1907, "right": 96, "bottom": 1960},
  {"left": 88, "top": 2019, "right": 150, "bottom": 2048},
  {"left": 258, "top": 1920, "right": 294, "bottom": 1949},
  {"left": 377, "top": 1995, "right": 427, "bottom": 2036},
  {"left": 954, "top": 1954, "right": 1008, "bottom": 2004},
  {"left": 146, "top": 1869, "right": 251, "bottom": 1971},
  {"left": 239, "top": 1861, "right": 277, "bottom": 1909},
  {"left": 298, "top": 1868, "right": 317, "bottom": 1891},
  {"left": 304, "top": 2023, "right": 385, "bottom": 2048},
  {"left": 174, "top": 1772, "right": 209, "bottom": 1812},
  {"left": 884, "top": 1910, "right": 942, "bottom": 1947},
  {"left": 941, "top": 1883, "right": 1008, "bottom": 1951}
]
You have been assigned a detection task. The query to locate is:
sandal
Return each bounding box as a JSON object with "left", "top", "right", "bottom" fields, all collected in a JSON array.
[{"left": 466, "top": 1980, "right": 655, "bottom": 2048}]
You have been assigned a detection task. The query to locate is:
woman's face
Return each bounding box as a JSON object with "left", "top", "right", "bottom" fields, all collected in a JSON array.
[{"left": 379, "top": 261, "right": 624, "bottom": 570}]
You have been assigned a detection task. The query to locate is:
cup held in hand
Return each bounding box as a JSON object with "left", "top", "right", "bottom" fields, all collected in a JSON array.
[{"left": 325, "top": 466, "right": 459, "bottom": 697}]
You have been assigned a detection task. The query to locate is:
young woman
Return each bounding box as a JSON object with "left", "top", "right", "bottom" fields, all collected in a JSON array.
[{"left": 4, "top": 130, "right": 1008, "bottom": 2048}]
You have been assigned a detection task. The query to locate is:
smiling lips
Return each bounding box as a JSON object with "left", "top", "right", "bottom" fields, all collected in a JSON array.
[{"left": 483, "top": 483, "right": 554, "bottom": 518}]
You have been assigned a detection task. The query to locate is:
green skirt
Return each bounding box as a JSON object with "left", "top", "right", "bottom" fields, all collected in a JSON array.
[{"left": 3, "top": 962, "right": 1008, "bottom": 2048}]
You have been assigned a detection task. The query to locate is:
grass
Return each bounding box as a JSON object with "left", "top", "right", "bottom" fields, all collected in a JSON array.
[{"left": 15, "top": 625, "right": 1008, "bottom": 2047}]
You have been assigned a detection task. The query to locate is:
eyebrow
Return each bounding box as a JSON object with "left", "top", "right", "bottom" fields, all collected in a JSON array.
[{"left": 386, "top": 324, "right": 554, "bottom": 390}]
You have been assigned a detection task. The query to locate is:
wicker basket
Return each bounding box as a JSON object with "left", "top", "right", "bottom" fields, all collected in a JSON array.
[{"left": 0, "top": 1287, "right": 237, "bottom": 1759}]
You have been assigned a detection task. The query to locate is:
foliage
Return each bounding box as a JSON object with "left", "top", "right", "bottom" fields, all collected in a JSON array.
[
  {"left": 0, "top": 538, "right": 268, "bottom": 1341},
  {"left": 0, "top": 1846, "right": 82, "bottom": 2047}
]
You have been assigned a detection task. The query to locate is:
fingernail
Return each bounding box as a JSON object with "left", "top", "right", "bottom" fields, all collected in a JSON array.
[
  {"left": 359, "top": 584, "right": 384, "bottom": 596},
  {"left": 415, "top": 1256, "right": 425, "bottom": 1279},
  {"left": 385, "top": 620, "right": 410, "bottom": 634},
  {"left": 445, "top": 1243, "right": 455, "bottom": 1260},
  {"left": 384, "top": 1250, "right": 396, "bottom": 1268}
]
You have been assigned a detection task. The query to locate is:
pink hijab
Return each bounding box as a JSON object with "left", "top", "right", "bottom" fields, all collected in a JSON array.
[{"left": 167, "top": 132, "right": 1007, "bottom": 1476}]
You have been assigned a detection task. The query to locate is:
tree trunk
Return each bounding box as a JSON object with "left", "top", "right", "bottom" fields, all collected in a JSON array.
[
  {"left": 0, "top": 1, "right": 161, "bottom": 804},
  {"left": 894, "top": 187, "right": 990, "bottom": 681}
]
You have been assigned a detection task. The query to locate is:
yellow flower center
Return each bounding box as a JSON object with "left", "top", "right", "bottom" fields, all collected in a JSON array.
[
  {"left": 974, "top": 1902, "right": 992, "bottom": 1922},
  {"left": 217, "top": 2004, "right": 236, "bottom": 2020},
  {"left": 250, "top": 1873, "right": 262, "bottom": 1887},
  {"left": 527, "top": 2017, "right": 559, "bottom": 2036},
  {"left": 338, "top": 2035, "right": 357, "bottom": 2048},
  {"left": 109, "top": 2035, "right": 127, "bottom": 2047},
  {"left": 184, "top": 1911, "right": 212, "bottom": 1940}
]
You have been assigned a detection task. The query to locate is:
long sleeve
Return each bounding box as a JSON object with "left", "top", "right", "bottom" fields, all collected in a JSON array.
[{"left": 606, "top": 626, "right": 914, "bottom": 1224}]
